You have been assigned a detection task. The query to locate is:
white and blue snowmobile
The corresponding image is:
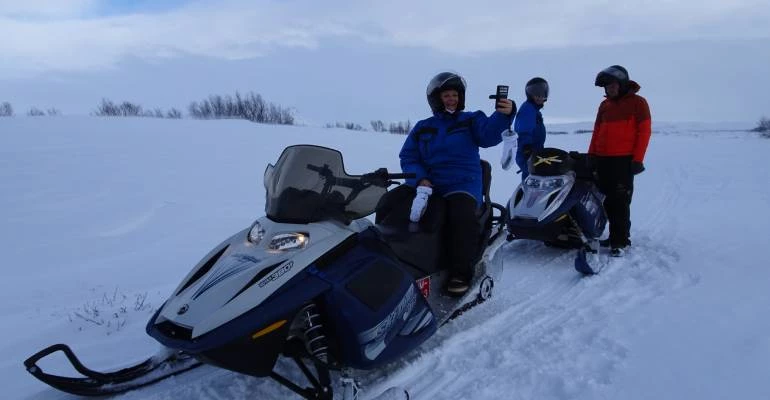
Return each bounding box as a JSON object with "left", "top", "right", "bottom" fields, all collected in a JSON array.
[
  {"left": 24, "top": 145, "right": 508, "bottom": 400},
  {"left": 505, "top": 148, "right": 608, "bottom": 275}
]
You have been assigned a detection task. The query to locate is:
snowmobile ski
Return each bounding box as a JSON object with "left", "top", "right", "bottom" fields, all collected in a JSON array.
[{"left": 24, "top": 344, "right": 202, "bottom": 397}]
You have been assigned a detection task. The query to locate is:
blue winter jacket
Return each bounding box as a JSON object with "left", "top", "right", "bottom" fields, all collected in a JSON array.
[
  {"left": 399, "top": 110, "right": 512, "bottom": 205},
  {"left": 513, "top": 100, "right": 546, "bottom": 179}
]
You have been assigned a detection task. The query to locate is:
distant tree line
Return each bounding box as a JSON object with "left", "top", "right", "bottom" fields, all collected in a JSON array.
[
  {"left": 93, "top": 99, "right": 183, "bottom": 119},
  {"left": 189, "top": 92, "right": 293, "bottom": 125},
  {"left": 323, "top": 120, "right": 413, "bottom": 134},
  {"left": 0, "top": 102, "right": 60, "bottom": 117},
  {"left": 325, "top": 122, "right": 365, "bottom": 131},
  {"left": 752, "top": 116, "right": 769, "bottom": 137},
  {"left": 27, "top": 107, "right": 61, "bottom": 116},
  {"left": 0, "top": 102, "right": 13, "bottom": 117},
  {"left": 371, "top": 120, "right": 412, "bottom": 134}
]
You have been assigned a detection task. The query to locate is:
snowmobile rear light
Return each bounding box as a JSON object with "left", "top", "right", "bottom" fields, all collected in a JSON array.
[
  {"left": 248, "top": 221, "right": 265, "bottom": 244},
  {"left": 268, "top": 233, "right": 309, "bottom": 251}
]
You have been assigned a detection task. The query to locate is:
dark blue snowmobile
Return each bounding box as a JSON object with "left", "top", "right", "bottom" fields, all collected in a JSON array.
[
  {"left": 24, "top": 145, "right": 508, "bottom": 400},
  {"left": 505, "top": 147, "right": 608, "bottom": 275}
]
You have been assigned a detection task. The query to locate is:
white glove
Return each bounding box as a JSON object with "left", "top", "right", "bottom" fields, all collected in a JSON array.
[
  {"left": 409, "top": 186, "right": 433, "bottom": 222},
  {"left": 500, "top": 129, "right": 518, "bottom": 170}
]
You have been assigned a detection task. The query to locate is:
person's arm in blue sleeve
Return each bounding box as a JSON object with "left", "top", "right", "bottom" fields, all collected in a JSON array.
[
  {"left": 470, "top": 110, "right": 513, "bottom": 148},
  {"left": 514, "top": 103, "right": 536, "bottom": 147},
  {"left": 399, "top": 122, "right": 429, "bottom": 186}
]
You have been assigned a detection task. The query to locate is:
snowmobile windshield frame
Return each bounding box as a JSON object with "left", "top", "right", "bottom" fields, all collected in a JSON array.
[{"left": 264, "top": 145, "right": 387, "bottom": 224}]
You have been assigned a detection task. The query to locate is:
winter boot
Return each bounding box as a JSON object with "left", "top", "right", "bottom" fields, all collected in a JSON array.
[
  {"left": 601, "top": 238, "right": 631, "bottom": 248},
  {"left": 610, "top": 247, "right": 625, "bottom": 257}
]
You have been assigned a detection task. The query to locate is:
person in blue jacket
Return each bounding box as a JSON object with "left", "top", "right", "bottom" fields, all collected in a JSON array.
[
  {"left": 514, "top": 77, "right": 549, "bottom": 180},
  {"left": 399, "top": 71, "right": 515, "bottom": 296}
]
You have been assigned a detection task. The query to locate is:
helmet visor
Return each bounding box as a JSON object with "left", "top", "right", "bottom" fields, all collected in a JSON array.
[{"left": 526, "top": 81, "right": 549, "bottom": 99}]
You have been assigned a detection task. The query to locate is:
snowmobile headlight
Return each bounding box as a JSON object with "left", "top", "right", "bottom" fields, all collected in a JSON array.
[
  {"left": 541, "top": 178, "right": 564, "bottom": 189},
  {"left": 525, "top": 177, "right": 541, "bottom": 188},
  {"left": 248, "top": 221, "right": 265, "bottom": 244},
  {"left": 268, "top": 233, "right": 309, "bottom": 251}
]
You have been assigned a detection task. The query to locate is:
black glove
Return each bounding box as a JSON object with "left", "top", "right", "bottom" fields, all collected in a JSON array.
[
  {"left": 523, "top": 145, "right": 533, "bottom": 158},
  {"left": 631, "top": 161, "right": 645, "bottom": 175}
]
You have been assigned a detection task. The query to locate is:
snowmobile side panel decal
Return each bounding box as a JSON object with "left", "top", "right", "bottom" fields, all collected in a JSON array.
[
  {"left": 257, "top": 261, "right": 293, "bottom": 288},
  {"left": 192, "top": 254, "right": 256, "bottom": 300},
  {"left": 148, "top": 268, "right": 330, "bottom": 353}
]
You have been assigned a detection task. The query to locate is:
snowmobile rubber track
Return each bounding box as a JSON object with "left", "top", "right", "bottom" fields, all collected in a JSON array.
[{"left": 24, "top": 343, "right": 202, "bottom": 397}]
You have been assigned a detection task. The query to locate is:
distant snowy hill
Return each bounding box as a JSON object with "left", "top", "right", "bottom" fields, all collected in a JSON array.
[{"left": 2, "top": 117, "right": 769, "bottom": 400}]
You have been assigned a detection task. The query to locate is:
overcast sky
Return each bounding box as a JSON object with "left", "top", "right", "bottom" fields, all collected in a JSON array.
[{"left": 1, "top": 0, "right": 769, "bottom": 124}]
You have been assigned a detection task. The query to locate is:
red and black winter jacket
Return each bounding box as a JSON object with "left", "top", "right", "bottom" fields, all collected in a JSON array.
[{"left": 588, "top": 81, "right": 651, "bottom": 162}]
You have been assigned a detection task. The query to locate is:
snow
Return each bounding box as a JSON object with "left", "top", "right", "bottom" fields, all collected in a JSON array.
[{"left": 2, "top": 116, "right": 769, "bottom": 400}]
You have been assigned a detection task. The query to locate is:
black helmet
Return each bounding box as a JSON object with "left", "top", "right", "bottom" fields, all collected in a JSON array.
[
  {"left": 426, "top": 72, "right": 466, "bottom": 113},
  {"left": 525, "top": 77, "right": 549, "bottom": 101},
  {"left": 594, "top": 65, "right": 629, "bottom": 88}
]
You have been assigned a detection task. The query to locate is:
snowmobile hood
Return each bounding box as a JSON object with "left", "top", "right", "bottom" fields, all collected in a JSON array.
[
  {"left": 509, "top": 172, "right": 576, "bottom": 222},
  {"left": 154, "top": 217, "right": 370, "bottom": 338}
]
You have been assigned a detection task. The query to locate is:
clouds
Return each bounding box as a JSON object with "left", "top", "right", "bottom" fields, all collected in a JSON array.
[
  {"left": 0, "top": 0, "right": 98, "bottom": 18},
  {"left": 1, "top": 0, "right": 768, "bottom": 77}
]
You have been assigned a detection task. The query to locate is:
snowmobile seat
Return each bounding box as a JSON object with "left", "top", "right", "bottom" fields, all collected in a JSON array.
[
  {"left": 568, "top": 151, "right": 598, "bottom": 181},
  {"left": 374, "top": 160, "right": 492, "bottom": 277},
  {"left": 374, "top": 185, "right": 447, "bottom": 276}
]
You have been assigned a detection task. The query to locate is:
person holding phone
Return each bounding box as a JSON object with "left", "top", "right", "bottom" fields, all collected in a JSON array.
[
  {"left": 513, "top": 77, "right": 549, "bottom": 180},
  {"left": 399, "top": 71, "right": 515, "bottom": 296}
]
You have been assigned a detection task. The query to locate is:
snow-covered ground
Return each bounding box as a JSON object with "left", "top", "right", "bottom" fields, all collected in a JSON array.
[{"left": 2, "top": 116, "right": 769, "bottom": 400}]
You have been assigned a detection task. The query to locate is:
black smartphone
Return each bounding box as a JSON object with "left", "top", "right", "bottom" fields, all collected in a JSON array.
[{"left": 489, "top": 85, "right": 509, "bottom": 100}]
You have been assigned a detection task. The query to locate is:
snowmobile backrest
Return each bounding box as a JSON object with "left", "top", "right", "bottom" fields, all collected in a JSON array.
[
  {"left": 528, "top": 148, "right": 574, "bottom": 177},
  {"left": 569, "top": 152, "right": 597, "bottom": 180}
]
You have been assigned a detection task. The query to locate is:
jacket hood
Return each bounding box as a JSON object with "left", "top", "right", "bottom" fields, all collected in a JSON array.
[
  {"left": 606, "top": 80, "right": 641, "bottom": 100},
  {"left": 626, "top": 80, "right": 641, "bottom": 94}
]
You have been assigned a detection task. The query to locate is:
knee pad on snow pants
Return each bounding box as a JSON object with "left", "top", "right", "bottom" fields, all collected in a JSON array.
[{"left": 445, "top": 193, "right": 481, "bottom": 280}]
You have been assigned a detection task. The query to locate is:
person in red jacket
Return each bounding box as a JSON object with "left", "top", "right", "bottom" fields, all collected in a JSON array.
[{"left": 589, "top": 65, "right": 651, "bottom": 257}]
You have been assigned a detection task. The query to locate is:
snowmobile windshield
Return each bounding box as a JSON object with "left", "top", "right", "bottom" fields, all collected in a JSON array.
[{"left": 264, "top": 145, "right": 387, "bottom": 224}]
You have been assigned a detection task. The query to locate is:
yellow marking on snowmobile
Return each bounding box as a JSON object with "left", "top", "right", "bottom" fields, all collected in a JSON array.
[
  {"left": 533, "top": 156, "right": 563, "bottom": 166},
  {"left": 555, "top": 214, "right": 568, "bottom": 222},
  {"left": 252, "top": 320, "right": 287, "bottom": 339}
]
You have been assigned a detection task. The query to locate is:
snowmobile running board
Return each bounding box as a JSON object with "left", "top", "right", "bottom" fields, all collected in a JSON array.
[{"left": 24, "top": 343, "right": 202, "bottom": 397}]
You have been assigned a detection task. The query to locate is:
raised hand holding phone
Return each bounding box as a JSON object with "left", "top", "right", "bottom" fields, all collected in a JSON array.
[{"left": 489, "top": 85, "right": 516, "bottom": 116}]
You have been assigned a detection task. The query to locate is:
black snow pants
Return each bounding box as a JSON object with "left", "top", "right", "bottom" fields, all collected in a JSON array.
[
  {"left": 445, "top": 193, "right": 481, "bottom": 281},
  {"left": 596, "top": 156, "right": 634, "bottom": 248}
]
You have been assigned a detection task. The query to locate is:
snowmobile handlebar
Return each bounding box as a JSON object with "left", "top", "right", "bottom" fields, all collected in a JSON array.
[
  {"left": 306, "top": 164, "right": 414, "bottom": 188},
  {"left": 362, "top": 168, "right": 415, "bottom": 183}
]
